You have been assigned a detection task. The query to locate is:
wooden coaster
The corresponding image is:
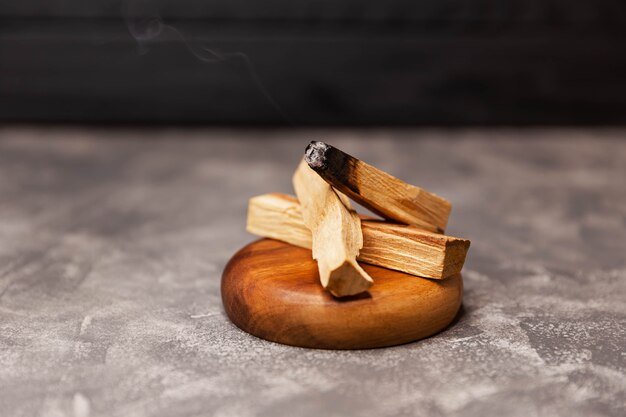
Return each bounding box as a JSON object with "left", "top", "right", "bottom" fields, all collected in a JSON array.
[{"left": 221, "top": 239, "right": 463, "bottom": 349}]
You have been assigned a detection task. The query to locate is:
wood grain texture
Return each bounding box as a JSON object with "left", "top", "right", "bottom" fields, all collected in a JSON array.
[
  {"left": 221, "top": 239, "right": 463, "bottom": 349},
  {"left": 247, "top": 193, "right": 470, "bottom": 279},
  {"left": 305, "top": 141, "right": 452, "bottom": 233},
  {"left": 292, "top": 159, "right": 373, "bottom": 296}
]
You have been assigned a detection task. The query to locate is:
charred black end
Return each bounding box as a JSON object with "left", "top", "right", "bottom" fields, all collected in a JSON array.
[
  {"left": 304, "top": 141, "right": 360, "bottom": 195},
  {"left": 304, "top": 141, "right": 329, "bottom": 170}
]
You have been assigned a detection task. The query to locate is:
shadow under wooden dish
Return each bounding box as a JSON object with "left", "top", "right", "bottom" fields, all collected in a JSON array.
[{"left": 221, "top": 239, "right": 463, "bottom": 349}]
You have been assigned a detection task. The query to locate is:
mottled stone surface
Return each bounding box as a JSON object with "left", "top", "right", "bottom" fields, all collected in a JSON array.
[{"left": 0, "top": 126, "right": 624, "bottom": 417}]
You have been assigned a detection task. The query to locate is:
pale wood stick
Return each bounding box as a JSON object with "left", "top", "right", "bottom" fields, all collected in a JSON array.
[
  {"left": 304, "top": 141, "right": 452, "bottom": 233},
  {"left": 247, "top": 193, "right": 470, "bottom": 279},
  {"left": 292, "top": 160, "right": 373, "bottom": 297}
]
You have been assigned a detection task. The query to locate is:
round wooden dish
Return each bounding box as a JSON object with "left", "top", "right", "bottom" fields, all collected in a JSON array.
[{"left": 221, "top": 239, "right": 463, "bottom": 349}]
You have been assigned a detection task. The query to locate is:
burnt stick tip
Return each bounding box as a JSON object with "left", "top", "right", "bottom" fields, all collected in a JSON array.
[{"left": 304, "top": 141, "right": 330, "bottom": 170}]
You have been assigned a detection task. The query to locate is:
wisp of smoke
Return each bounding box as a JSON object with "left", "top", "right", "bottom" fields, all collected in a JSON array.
[{"left": 122, "top": 0, "right": 290, "bottom": 123}]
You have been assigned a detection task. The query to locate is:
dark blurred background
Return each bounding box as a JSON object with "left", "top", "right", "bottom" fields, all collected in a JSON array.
[{"left": 1, "top": 0, "right": 625, "bottom": 125}]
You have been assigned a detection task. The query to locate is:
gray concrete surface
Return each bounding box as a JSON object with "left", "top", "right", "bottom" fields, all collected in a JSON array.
[{"left": 0, "top": 126, "right": 624, "bottom": 417}]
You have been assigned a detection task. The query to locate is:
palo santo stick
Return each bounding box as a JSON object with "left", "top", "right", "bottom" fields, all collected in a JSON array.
[
  {"left": 292, "top": 160, "right": 373, "bottom": 297},
  {"left": 304, "top": 141, "right": 452, "bottom": 233},
  {"left": 247, "top": 193, "right": 470, "bottom": 279}
]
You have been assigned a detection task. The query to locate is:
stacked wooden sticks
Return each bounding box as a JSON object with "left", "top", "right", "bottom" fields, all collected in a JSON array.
[{"left": 247, "top": 141, "right": 470, "bottom": 297}]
